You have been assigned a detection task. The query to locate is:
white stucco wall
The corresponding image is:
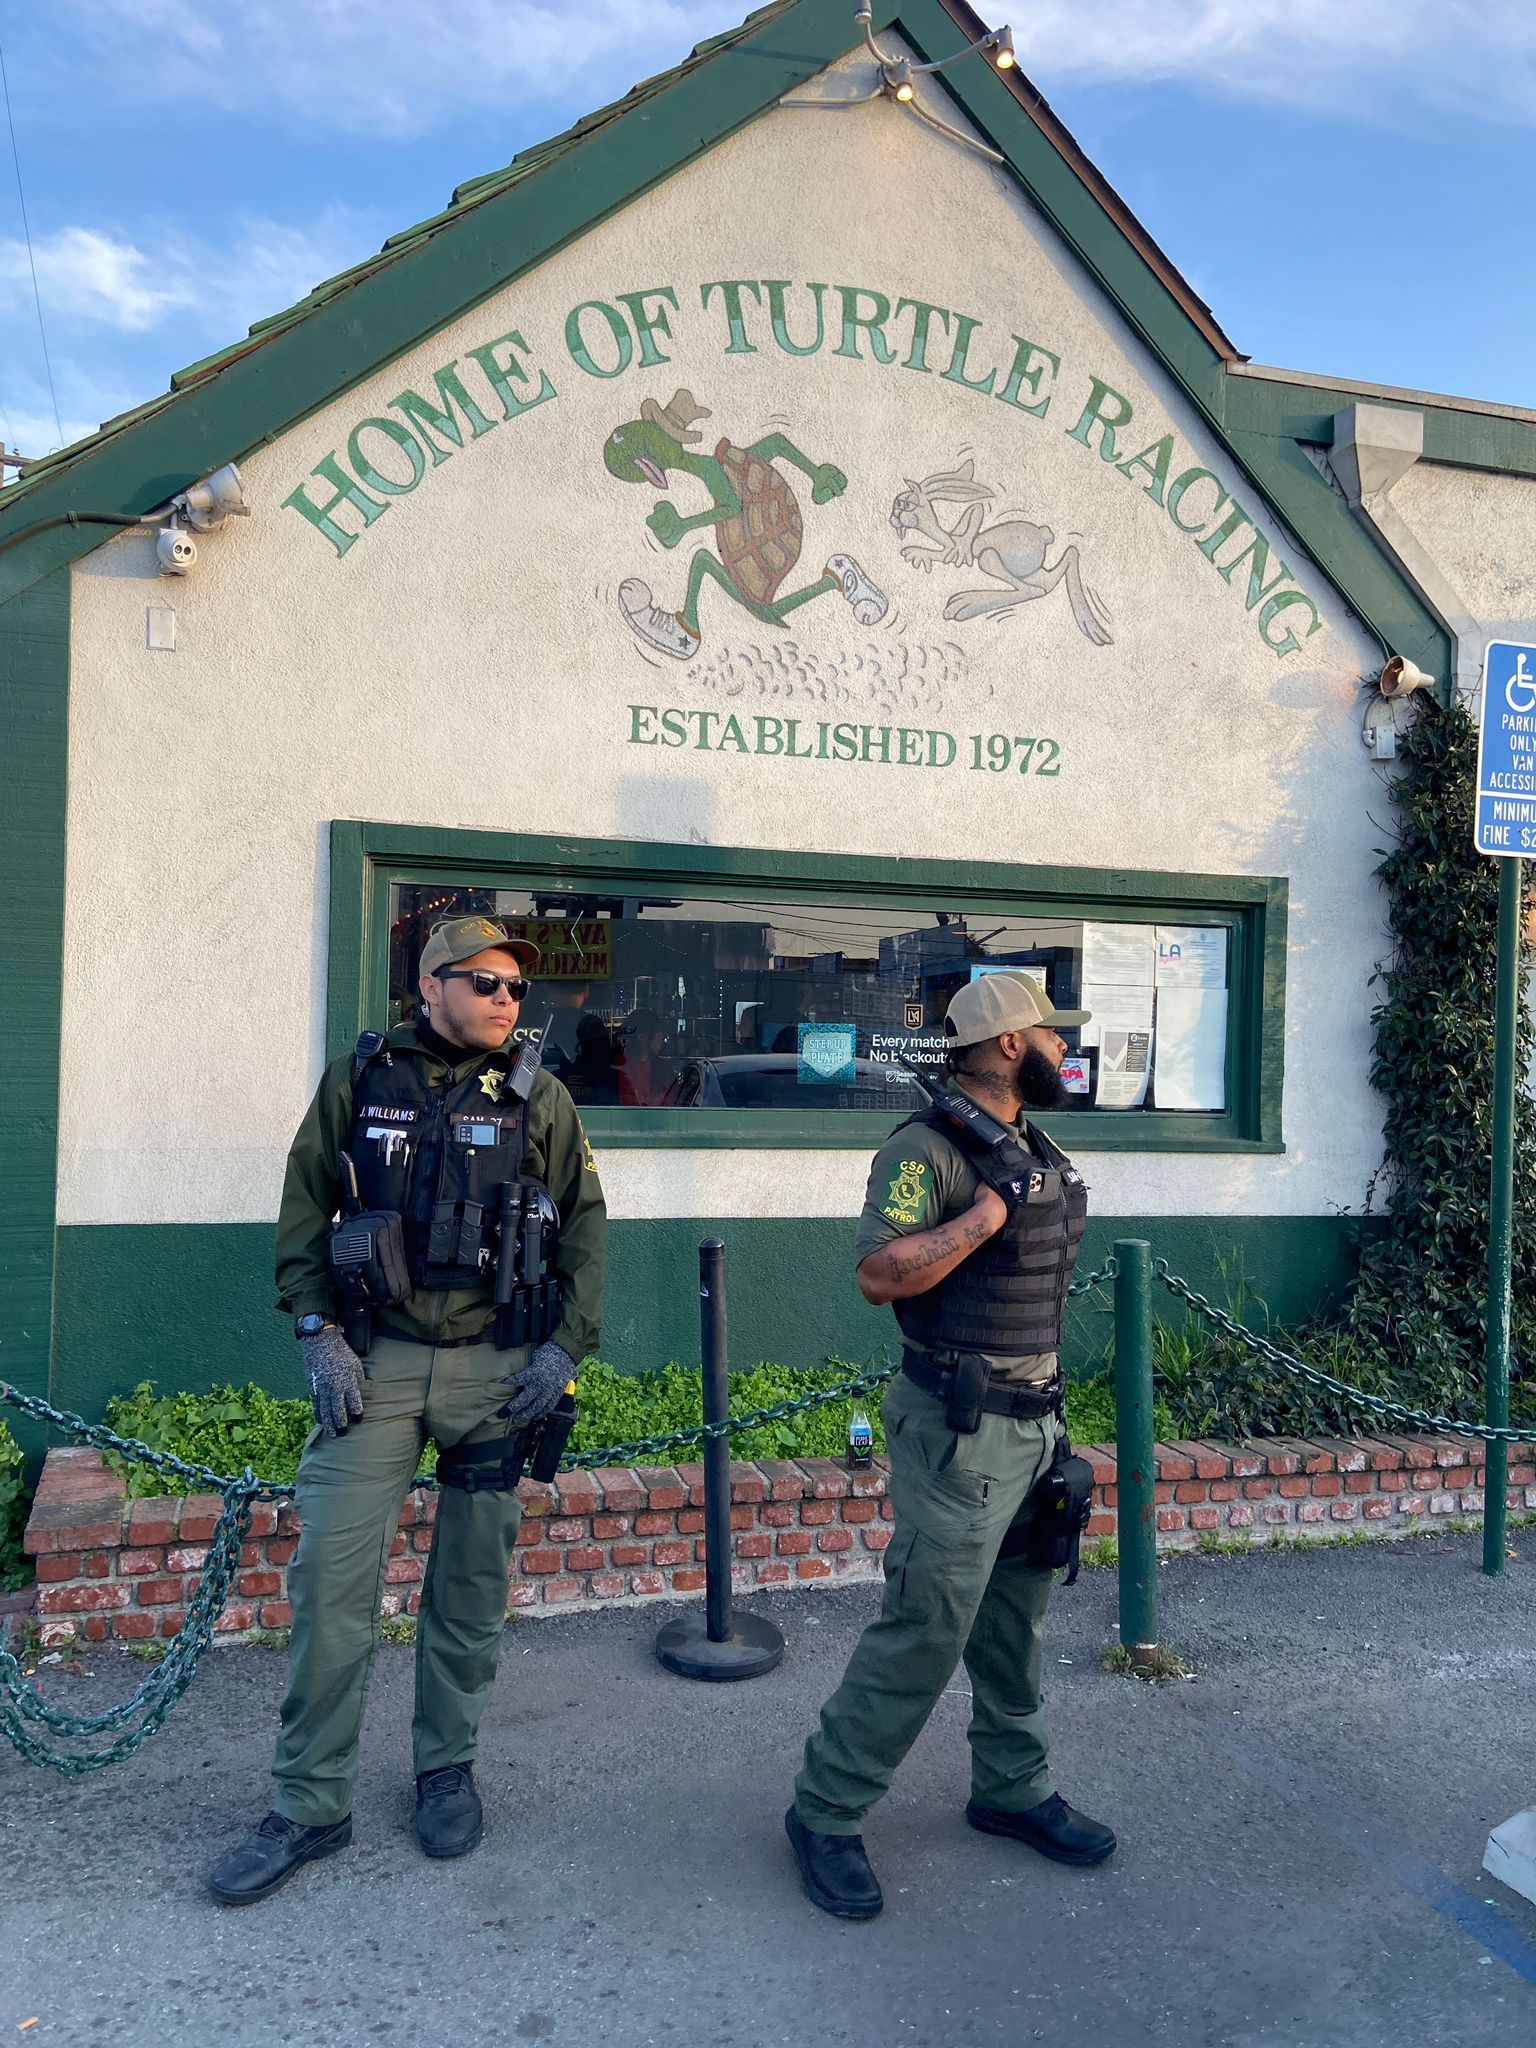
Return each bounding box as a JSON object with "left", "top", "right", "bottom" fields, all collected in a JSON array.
[{"left": 60, "top": 50, "right": 1387, "bottom": 1228}]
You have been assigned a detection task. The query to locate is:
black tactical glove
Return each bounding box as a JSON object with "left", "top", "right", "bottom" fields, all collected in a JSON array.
[
  {"left": 300, "top": 1325, "right": 368, "bottom": 1436},
  {"left": 501, "top": 1340, "right": 576, "bottom": 1427}
]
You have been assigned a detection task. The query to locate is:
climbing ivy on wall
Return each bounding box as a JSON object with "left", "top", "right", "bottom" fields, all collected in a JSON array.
[{"left": 1344, "top": 694, "right": 1536, "bottom": 1419}]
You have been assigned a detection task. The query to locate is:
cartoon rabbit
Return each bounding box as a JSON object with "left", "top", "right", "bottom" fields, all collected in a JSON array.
[{"left": 889, "top": 460, "right": 1113, "bottom": 644}]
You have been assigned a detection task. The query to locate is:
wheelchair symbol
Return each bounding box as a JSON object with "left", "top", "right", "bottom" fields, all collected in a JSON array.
[{"left": 1506, "top": 652, "right": 1536, "bottom": 714}]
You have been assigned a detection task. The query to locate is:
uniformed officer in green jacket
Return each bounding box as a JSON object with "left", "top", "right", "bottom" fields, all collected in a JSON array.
[
  {"left": 785, "top": 971, "right": 1115, "bottom": 1919},
  {"left": 210, "top": 915, "right": 606, "bottom": 1905}
]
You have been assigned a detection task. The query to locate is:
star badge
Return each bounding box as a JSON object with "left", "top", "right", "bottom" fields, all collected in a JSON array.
[{"left": 480, "top": 1069, "right": 505, "bottom": 1099}]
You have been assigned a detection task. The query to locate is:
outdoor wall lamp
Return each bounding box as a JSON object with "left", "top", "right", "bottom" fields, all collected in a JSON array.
[
  {"left": 1362, "top": 656, "right": 1437, "bottom": 758},
  {"left": 781, "top": 6, "right": 1017, "bottom": 163}
]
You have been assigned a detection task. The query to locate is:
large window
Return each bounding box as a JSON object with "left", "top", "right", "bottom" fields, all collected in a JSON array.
[{"left": 334, "top": 827, "right": 1286, "bottom": 1152}]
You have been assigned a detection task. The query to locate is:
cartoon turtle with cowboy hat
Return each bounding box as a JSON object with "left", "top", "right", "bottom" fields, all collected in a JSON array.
[{"left": 603, "top": 389, "right": 888, "bottom": 659}]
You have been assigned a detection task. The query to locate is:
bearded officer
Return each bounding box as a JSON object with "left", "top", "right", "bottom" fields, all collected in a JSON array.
[
  {"left": 210, "top": 915, "right": 606, "bottom": 1905},
  {"left": 785, "top": 971, "right": 1116, "bottom": 1918}
]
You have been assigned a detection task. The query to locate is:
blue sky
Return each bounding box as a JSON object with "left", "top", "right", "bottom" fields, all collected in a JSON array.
[{"left": 2, "top": 1, "right": 1534, "bottom": 463}]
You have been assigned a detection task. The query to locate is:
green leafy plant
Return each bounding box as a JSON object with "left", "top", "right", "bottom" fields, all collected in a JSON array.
[
  {"left": 0, "top": 1420, "right": 30, "bottom": 1592},
  {"left": 103, "top": 1382, "right": 317, "bottom": 1498}
]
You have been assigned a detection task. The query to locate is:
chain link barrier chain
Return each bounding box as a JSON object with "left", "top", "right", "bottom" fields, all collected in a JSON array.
[
  {"left": 1155, "top": 1260, "right": 1536, "bottom": 1444},
  {"left": 0, "top": 1260, "right": 1122, "bottom": 1772}
]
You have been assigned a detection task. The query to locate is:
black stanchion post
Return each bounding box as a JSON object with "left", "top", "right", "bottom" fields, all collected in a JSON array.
[{"left": 655, "top": 1239, "right": 786, "bottom": 1682}]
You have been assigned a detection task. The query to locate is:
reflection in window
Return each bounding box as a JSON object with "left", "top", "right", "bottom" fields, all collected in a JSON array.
[{"left": 388, "top": 885, "right": 1230, "bottom": 1115}]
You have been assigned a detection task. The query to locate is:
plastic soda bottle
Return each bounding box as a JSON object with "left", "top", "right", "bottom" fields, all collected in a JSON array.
[{"left": 847, "top": 1404, "right": 874, "bottom": 1472}]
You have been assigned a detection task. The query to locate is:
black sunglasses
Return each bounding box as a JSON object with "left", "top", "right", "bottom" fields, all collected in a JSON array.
[{"left": 438, "top": 969, "right": 531, "bottom": 999}]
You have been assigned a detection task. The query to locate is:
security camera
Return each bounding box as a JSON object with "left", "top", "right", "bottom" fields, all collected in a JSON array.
[
  {"left": 178, "top": 462, "right": 248, "bottom": 532},
  {"left": 157, "top": 526, "right": 197, "bottom": 576},
  {"left": 1379, "top": 656, "right": 1435, "bottom": 698}
]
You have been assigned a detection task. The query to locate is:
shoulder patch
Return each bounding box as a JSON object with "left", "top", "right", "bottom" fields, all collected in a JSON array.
[
  {"left": 880, "top": 1157, "right": 931, "bottom": 1226},
  {"left": 581, "top": 1130, "right": 598, "bottom": 1172}
]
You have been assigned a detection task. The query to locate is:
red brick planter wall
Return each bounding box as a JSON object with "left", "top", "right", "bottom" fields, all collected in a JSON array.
[{"left": 21, "top": 1432, "right": 1533, "bottom": 1649}]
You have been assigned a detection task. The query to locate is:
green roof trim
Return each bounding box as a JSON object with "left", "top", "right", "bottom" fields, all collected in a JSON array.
[{"left": 0, "top": 0, "right": 1521, "bottom": 675}]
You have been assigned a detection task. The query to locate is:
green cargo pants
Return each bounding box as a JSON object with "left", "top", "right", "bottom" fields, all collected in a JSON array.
[
  {"left": 272, "top": 1333, "right": 527, "bottom": 1827},
  {"left": 794, "top": 1371, "right": 1060, "bottom": 1833}
]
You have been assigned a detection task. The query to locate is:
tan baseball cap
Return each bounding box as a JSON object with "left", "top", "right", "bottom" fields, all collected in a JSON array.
[
  {"left": 943, "top": 971, "right": 1090, "bottom": 1048},
  {"left": 419, "top": 915, "right": 539, "bottom": 975}
]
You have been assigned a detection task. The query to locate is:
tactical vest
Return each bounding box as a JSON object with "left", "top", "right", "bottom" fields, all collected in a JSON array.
[
  {"left": 348, "top": 1043, "right": 552, "bottom": 1294},
  {"left": 891, "top": 1112, "right": 1088, "bottom": 1357}
]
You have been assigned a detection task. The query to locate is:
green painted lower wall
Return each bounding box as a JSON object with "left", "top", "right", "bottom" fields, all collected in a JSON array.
[{"left": 48, "top": 1213, "right": 1373, "bottom": 1424}]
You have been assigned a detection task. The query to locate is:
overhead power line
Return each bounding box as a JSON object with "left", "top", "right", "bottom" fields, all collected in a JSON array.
[{"left": 0, "top": 27, "right": 63, "bottom": 451}]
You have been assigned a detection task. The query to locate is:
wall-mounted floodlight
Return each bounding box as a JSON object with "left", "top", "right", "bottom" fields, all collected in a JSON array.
[
  {"left": 176, "top": 462, "right": 249, "bottom": 532},
  {"left": 1378, "top": 655, "right": 1435, "bottom": 700},
  {"left": 780, "top": 5, "right": 1018, "bottom": 164}
]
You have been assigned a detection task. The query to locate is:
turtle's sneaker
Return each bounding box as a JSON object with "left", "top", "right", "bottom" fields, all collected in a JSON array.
[
  {"left": 825, "top": 555, "right": 888, "bottom": 626},
  {"left": 619, "top": 578, "right": 699, "bottom": 659}
]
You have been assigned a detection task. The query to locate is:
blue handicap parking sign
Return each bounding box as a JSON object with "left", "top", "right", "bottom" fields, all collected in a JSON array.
[{"left": 1474, "top": 641, "right": 1536, "bottom": 857}]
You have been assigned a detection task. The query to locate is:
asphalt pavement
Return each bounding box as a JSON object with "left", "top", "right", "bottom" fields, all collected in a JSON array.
[{"left": 5, "top": 1530, "right": 1536, "bottom": 2048}]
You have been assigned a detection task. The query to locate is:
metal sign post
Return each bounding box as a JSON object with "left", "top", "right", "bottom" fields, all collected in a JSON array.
[{"left": 1471, "top": 641, "right": 1535, "bottom": 1576}]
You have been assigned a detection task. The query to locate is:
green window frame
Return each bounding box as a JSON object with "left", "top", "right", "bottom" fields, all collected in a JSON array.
[{"left": 328, "top": 821, "right": 1287, "bottom": 1153}]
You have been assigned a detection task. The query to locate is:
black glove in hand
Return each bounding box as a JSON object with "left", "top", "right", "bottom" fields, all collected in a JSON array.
[
  {"left": 501, "top": 1340, "right": 576, "bottom": 1427},
  {"left": 300, "top": 1325, "right": 368, "bottom": 1436}
]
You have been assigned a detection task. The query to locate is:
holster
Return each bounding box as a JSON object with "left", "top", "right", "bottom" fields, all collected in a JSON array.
[
  {"left": 1004, "top": 1436, "right": 1095, "bottom": 1584},
  {"left": 328, "top": 1208, "right": 409, "bottom": 1360}
]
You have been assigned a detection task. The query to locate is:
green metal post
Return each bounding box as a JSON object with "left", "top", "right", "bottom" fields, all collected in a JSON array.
[
  {"left": 1483, "top": 857, "right": 1521, "bottom": 1576},
  {"left": 1114, "top": 1239, "right": 1158, "bottom": 1652}
]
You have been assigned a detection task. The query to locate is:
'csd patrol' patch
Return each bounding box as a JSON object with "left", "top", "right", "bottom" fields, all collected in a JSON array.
[{"left": 881, "top": 1158, "right": 930, "bottom": 1226}]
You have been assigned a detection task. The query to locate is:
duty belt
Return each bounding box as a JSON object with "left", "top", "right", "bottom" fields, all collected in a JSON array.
[
  {"left": 377, "top": 1320, "right": 495, "bottom": 1349},
  {"left": 901, "top": 1348, "right": 1063, "bottom": 1420}
]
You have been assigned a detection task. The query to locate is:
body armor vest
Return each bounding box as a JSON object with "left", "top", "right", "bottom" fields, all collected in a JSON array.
[
  {"left": 892, "top": 1112, "right": 1088, "bottom": 1357},
  {"left": 349, "top": 1043, "right": 553, "bottom": 1297}
]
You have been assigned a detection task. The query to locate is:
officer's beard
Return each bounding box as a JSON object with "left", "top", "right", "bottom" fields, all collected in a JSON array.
[{"left": 1017, "top": 1044, "right": 1070, "bottom": 1111}]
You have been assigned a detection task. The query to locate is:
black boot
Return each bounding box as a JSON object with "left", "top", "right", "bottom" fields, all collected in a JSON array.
[
  {"left": 208, "top": 1811, "right": 353, "bottom": 1906},
  {"left": 415, "top": 1764, "right": 484, "bottom": 1858},
  {"left": 965, "top": 1792, "right": 1116, "bottom": 1866},
  {"left": 784, "top": 1807, "right": 884, "bottom": 1920}
]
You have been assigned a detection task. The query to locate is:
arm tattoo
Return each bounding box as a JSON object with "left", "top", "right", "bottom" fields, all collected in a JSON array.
[{"left": 885, "top": 1216, "right": 989, "bottom": 1283}]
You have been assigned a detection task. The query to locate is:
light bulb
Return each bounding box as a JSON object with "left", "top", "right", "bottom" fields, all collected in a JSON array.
[
  {"left": 992, "top": 26, "right": 1016, "bottom": 67},
  {"left": 895, "top": 79, "right": 914, "bottom": 100}
]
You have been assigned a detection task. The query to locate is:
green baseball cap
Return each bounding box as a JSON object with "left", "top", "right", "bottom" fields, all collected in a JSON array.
[
  {"left": 419, "top": 915, "right": 539, "bottom": 975},
  {"left": 943, "top": 971, "right": 1090, "bottom": 1048}
]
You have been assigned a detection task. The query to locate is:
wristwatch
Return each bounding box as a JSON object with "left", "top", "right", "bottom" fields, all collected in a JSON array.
[{"left": 295, "top": 1313, "right": 335, "bottom": 1340}]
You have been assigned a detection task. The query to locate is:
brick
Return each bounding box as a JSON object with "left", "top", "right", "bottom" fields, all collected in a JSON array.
[
  {"left": 592, "top": 1515, "right": 630, "bottom": 1540},
  {"left": 729, "top": 1505, "right": 753, "bottom": 1531},
  {"left": 1261, "top": 1503, "right": 1291, "bottom": 1524},
  {"left": 1081, "top": 1446, "right": 1117, "bottom": 1484},
  {"left": 1257, "top": 1444, "right": 1299, "bottom": 1476},
  {"left": 117, "top": 1547, "right": 165, "bottom": 1575},
  {"left": 543, "top": 1576, "right": 583, "bottom": 1603},
  {"left": 34, "top": 1553, "right": 82, "bottom": 1582},
  {"left": 635, "top": 1466, "right": 688, "bottom": 1511},
  {"left": 414, "top": 1528, "right": 435, "bottom": 1554},
  {"left": 1185, "top": 1442, "right": 1232, "bottom": 1480},
  {"left": 520, "top": 1483, "right": 553, "bottom": 1518},
  {"left": 1174, "top": 1482, "right": 1206, "bottom": 1505},
  {"left": 762, "top": 1502, "right": 795, "bottom": 1529},
  {"left": 1155, "top": 1444, "right": 1194, "bottom": 1481},
  {"left": 818, "top": 1527, "right": 855, "bottom": 1553},
  {"left": 801, "top": 1500, "right": 838, "bottom": 1526},
  {"left": 260, "top": 1601, "right": 293, "bottom": 1628},
  {"left": 520, "top": 1548, "right": 561, "bottom": 1574},
  {"left": 802, "top": 1459, "right": 852, "bottom": 1500},
  {"left": 553, "top": 1472, "right": 602, "bottom": 1517},
  {"left": 1429, "top": 1493, "right": 1460, "bottom": 1515},
  {"left": 23, "top": 1508, "right": 123, "bottom": 1556},
  {"left": 546, "top": 1518, "right": 589, "bottom": 1543},
  {"left": 565, "top": 1545, "right": 604, "bottom": 1572},
  {"left": 630, "top": 1570, "right": 666, "bottom": 1596},
  {"left": 635, "top": 1511, "right": 674, "bottom": 1537},
  {"left": 84, "top": 1553, "right": 113, "bottom": 1579},
  {"left": 1228, "top": 1505, "right": 1255, "bottom": 1527},
  {"left": 1209, "top": 1481, "right": 1238, "bottom": 1503},
  {"left": 1412, "top": 1470, "right": 1440, "bottom": 1492},
  {"left": 413, "top": 1491, "right": 438, "bottom": 1525},
  {"left": 214, "top": 1603, "right": 257, "bottom": 1634},
  {"left": 38, "top": 1582, "right": 131, "bottom": 1615},
  {"left": 1277, "top": 1477, "right": 1308, "bottom": 1500},
  {"left": 776, "top": 1531, "right": 813, "bottom": 1556},
  {"left": 167, "top": 1546, "right": 209, "bottom": 1573},
  {"left": 112, "top": 1611, "right": 159, "bottom": 1642},
  {"left": 1243, "top": 1479, "right": 1272, "bottom": 1501},
  {"left": 37, "top": 1621, "right": 77, "bottom": 1649},
  {"left": 1344, "top": 1472, "right": 1374, "bottom": 1495},
  {"left": 842, "top": 1499, "right": 878, "bottom": 1525},
  {"left": 1227, "top": 1444, "right": 1266, "bottom": 1479},
  {"left": 389, "top": 1531, "right": 408, "bottom": 1558},
  {"left": 81, "top": 1616, "right": 110, "bottom": 1643},
  {"left": 34, "top": 1449, "right": 124, "bottom": 1503},
  {"left": 405, "top": 1593, "right": 422, "bottom": 1616},
  {"left": 1351, "top": 1437, "right": 1406, "bottom": 1472},
  {"left": 506, "top": 1583, "right": 539, "bottom": 1609},
  {"left": 158, "top": 1609, "right": 187, "bottom": 1638},
  {"left": 589, "top": 1572, "right": 625, "bottom": 1599},
  {"left": 672, "top": 1569, "right": 707, "bottom": 1593},
  {"left": 693, "top": 1540, "right": 708, "bottom": 1563},
  {"left": 237, "top": 1570, "right": 282, "bottom": 1599},
  {"left": 1310, "top": 1475, "right": 1342, "bottom": 1499},
  {"left": 1296, "top": 1501, "right": 1326, "bottom": 1523},
  {"left": 757, "top": 1460, "right": 810, "bottom": 1502},
  {"left": 1442, "top": 1469, "right": 1474, "bottom": 1492},
  {"left": 797, "top": 1558, "right": 833, "bottom": 1579},
  {"left": 678, "top": 1510, "right": 706, "bottom": 1536},
  {"left": 849, "top": 1463, "right": 888, "bottom": 1498},
  {"left": 1434, "top": 1440, "right": 1472, "bottom": 1470},
  {"left": 1311, "top": 1438, "right": 1369, "bottom": 1474},
  {"left": 880, "top": 1500, "right": 895, "bottom": 1519},
  {"left": 1329, "top": 1501, "right": 1359, "bottom": 1521},
  {"left": 735, "top": 1533, "right": 772, "bottom": 1559},
  {"left": 1086, "top": 1510, "right": 1114, "bottom": 1537},
  {"left": 756, "top": 1562, "right": 791, "bottom": 1584},
  {"left": 668, "top": 1463, "right": 705, "bottom": 1508},
  {"left": 177, "top": 1496, "right": 226, "bottom": 1543},
  {"left": 610, "top": 1543, "right": 647, "bottom": 1567},
  {"left": 1509, "top": 1464, "right": 1536, "bottom": 1487},
  {"left": 863, "top": 1526, "right": 892, "bottom": 1551},
  {"left": 730, "top": 1465, "right": 768, "bottom": 1505},
  {"left": 1378, "top": 1470, "right": 1406, "bottom": 1493},
  {"left": 135, "top": 1575, "right": 185, "bottom": 1606},
  {"left": 1361, "top": 1498, "right": 1393, "bottom": 1520},
  {"left": 125, "top": 1499, "right": 179, "bottom": 1547},
  {"left": 385, "top": 1558, "right": 424, "bottom": 1584},
  {"left": 653, "top": 1540, "right": 690, "bottom": 1567},
  {"left": 1156, "top": 1509, "right": 1186, "bottom": 1532},
  {"left": 1398, "top": 1493, "right": 1428, "bottom": 1515},
  {"left": 592, "top": 1469, "right": 647, "bottom": 1514}
]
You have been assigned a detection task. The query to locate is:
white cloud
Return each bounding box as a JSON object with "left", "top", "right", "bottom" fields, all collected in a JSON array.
[{"left": 45, "top": 0, "right": 1536, "bottom": 133}]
